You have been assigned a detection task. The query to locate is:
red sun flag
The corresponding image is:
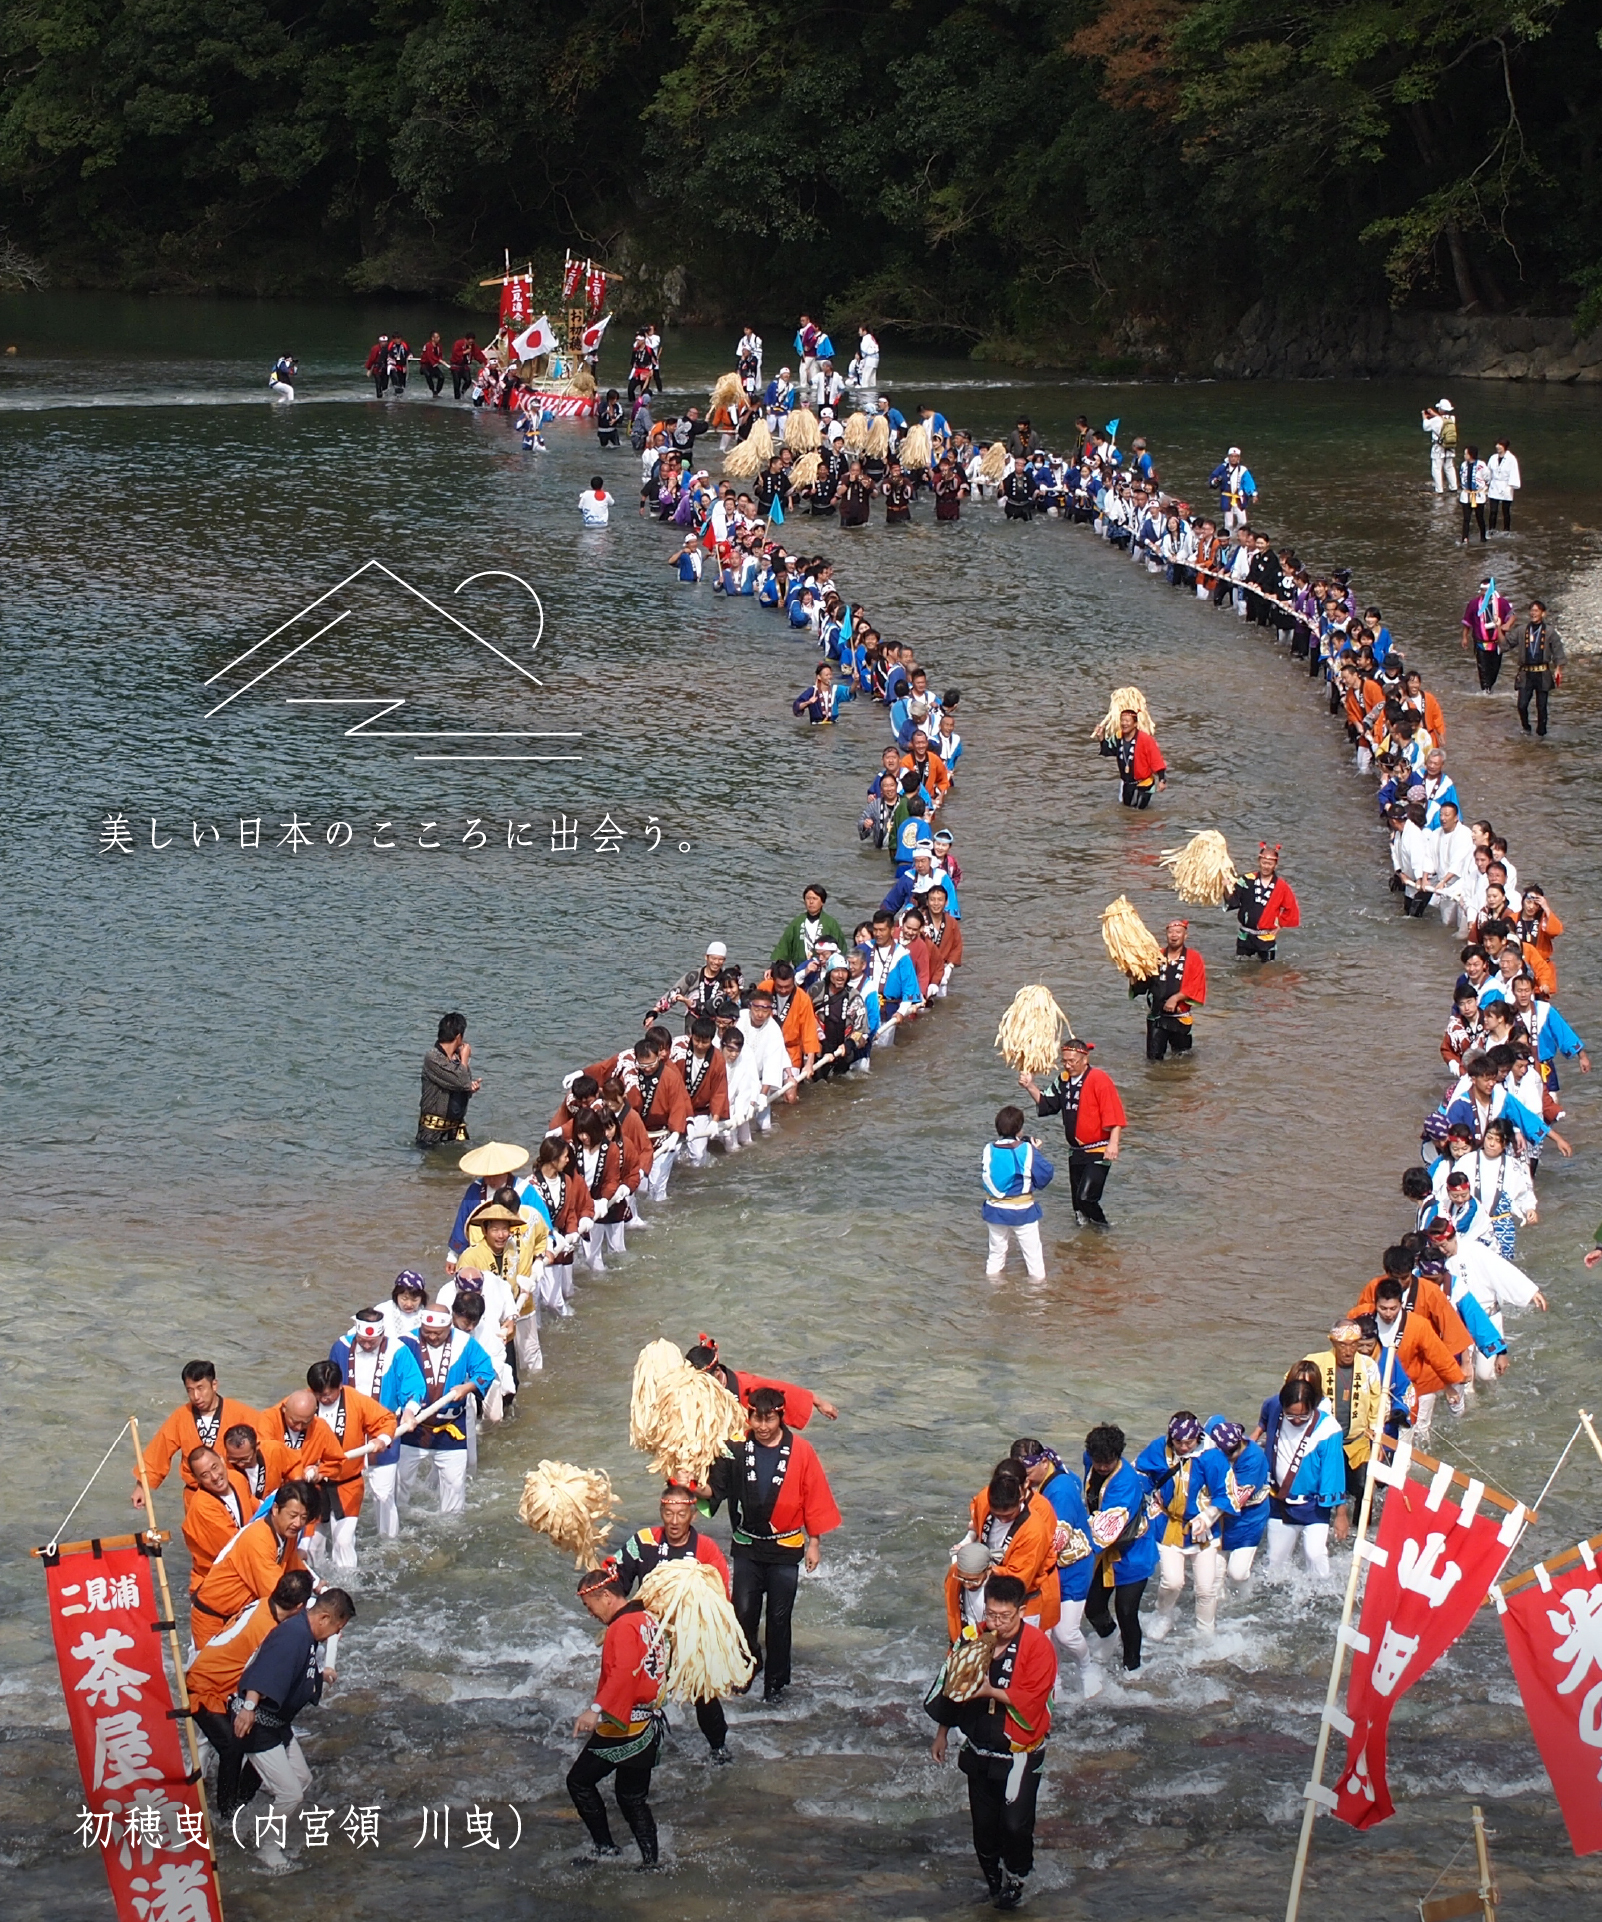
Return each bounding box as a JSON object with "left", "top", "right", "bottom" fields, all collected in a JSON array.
[
  {"left": 1500, "top": 1557, "right": 1602, "bottom": 1855},
  {"left": 1334, "top": 1453, "right": 1524, "bottom": 1829}
]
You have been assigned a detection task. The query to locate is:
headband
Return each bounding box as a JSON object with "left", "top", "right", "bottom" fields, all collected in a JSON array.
[
  {"left": 695, "top": 1333, "right": 719, "bottom": 1363},
  {"left": 1167, "top": 1413, "right": 1204, "bottom": 1449},
  {"left": 577, "top": 1558, "right": 621, "bottom": 1596},
  {"left": 1329, "top": 1321, "right": 1362, "bottom": 1342},
  {"left": 1259, "top": 842, "right": 1281, "bottom": 855},
  {"left": 1014, "top": 1445, "right": 1069, "bottom": 1480}
]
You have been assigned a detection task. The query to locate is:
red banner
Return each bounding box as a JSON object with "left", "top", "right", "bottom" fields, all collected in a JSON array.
[
  {"left": 45, "top": 1544, "right": 223, "bottom": 1922},
  {"left": 561, "top": 257, "right": 583, "bottom": 302},
  {"left": 1500, "top": 1560, "right": 1602, "bottom": 1854},
  {"left": 586, "top": 267, "right": 607, "bottom": 316},
  {"left": 499, "top": 274, "right": 532, "bottom": 330},
  {"left": 1334, "top": 1465, "right": 1520, "bottom": 1828}
]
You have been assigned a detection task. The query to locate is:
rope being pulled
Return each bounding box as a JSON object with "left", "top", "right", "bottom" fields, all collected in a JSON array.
[{"left": 45, "top": 1420, "right": 132, "bottom": 1556}]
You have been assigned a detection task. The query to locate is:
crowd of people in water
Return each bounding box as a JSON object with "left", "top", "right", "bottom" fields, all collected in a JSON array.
[{"left": 136, "top": 322, "right": 1579, "bottom": 1908}]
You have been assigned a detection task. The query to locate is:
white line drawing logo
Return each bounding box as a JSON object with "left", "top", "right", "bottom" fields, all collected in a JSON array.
[{"left": 203, "top": 559, "right": 581, "bottom": 762}]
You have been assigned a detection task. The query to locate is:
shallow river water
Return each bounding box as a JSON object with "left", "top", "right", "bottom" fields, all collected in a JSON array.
[{"left": 3, "top": 296, "right": 1602, "bottom": 1919}]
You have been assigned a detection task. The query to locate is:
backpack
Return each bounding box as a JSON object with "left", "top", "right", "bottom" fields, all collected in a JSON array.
[{"left": 1441, "top": 415, "right": 1457, "bottom": 447}]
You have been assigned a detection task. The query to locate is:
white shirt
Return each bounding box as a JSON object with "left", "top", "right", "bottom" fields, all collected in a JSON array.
[
  {"left": 1431, "top": 822, "right": 1475, "bottom": 894},
  {"left": 579, "top": 488, "right": 613, "bottom": 525},
  {"left": 1486, "top": 452, "right": 1521, "bottom": 499},
  {"left": 721, "top": 1047, "right": 764, "bottom": 1123},
  {"left": 859, "top": 332, "right": 879, "bottom": 357},
  {"left": 736, "top": 1013, "right": 792, "bottom": 1092}
]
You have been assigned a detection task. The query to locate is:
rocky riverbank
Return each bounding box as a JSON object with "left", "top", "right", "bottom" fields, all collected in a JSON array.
[{"left": 1215, "top": 304, "right": 1602, "bottom": 383}]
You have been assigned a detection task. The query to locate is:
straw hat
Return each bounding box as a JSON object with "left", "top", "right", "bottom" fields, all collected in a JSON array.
[
  {"left": 459, "top": 1140, "right": 529, "bottom": 1178},
  {"left": 467, "top": 1200, "right": 525, "bottom": 1231}
]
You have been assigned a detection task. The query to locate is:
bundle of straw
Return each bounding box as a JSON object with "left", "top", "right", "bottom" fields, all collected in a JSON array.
[
  {"left": 1094, "top": 685, "right": 1155, "bottom": 742},
  {"left": 647, "top": 1371, "right": 747, "bottom": 1487},
  {"left": 787, "top": 450, "right": 821, "bottom": 493},
  {"left": 1100, "top": 896, "right": 1165, "bottom": 982},
  {"left": 709, "top": 371, "right": 744, "bottom": 412},
  {"left": 899, "top": 422, "right": 931, "bottom": 471},
  {"left": 784, "top": 407, "right": 821, "bottom": 452},
  {"left": 518, "top": 1460, "right": 621, "bottom": 1569},
  {"left": 994, "top": 985, "right": 1071, "bottom": 1075},
  {"left": 724, "top": 440, "right": 763, "bottom": 479},
  {"left": 745, "top": 418, "right": 774, "bottom": 462},
  {"left": 635, "top": 1558, "right": 756, "bottom": 1702},
  {"left": 979, "top": 441, "right": 1007, "bottom": 481},
  {"left": 630, "top": 1339, "right": 688, "bottom": 1452},
  {"left": 842, "top": 412, "right": 869, "bottom": 452},
  {"left": 936, "top": 1630, "right": 999, "bottom": 1704},
  {"left": 627, "top": 1337, "right": 747, "bottom": 1486},
  {"left": 865, "top": 416, "right": 890, "bottom": 459},
  {"left": 569, "top": 365, "right": 597, "bottom": 397},
  {"left": 1158, "top": 830, "right": 1238, "bottom": 907}
]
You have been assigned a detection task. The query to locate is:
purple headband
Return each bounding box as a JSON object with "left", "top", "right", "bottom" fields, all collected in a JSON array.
[
  {"left": 392, "top": 1269, "right": 427, "bottom": 1298},
  {"left": 1167, "top": 1412, "right": 1204, "bottom": 1449},
  {"left": 1207, "top": 1418, "right": 1245, "bottom": 1455}
]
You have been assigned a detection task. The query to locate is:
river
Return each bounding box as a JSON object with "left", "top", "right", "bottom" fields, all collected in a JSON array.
[{"left": 3, "top": 294, "right": 1602, "bottom": 1919}]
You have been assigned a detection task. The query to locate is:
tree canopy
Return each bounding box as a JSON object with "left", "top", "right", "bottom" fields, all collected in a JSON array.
[{"left": 1, "top": 0, "right": 1597, "bottom": 340}]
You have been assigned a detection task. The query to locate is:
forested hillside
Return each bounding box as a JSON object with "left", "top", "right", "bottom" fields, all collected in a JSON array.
[{"left": 1, "top": 0, "right": 1598, "bottom": 345}]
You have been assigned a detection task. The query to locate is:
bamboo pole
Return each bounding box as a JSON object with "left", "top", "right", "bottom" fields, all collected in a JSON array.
[
  {"left": 130, "top": 1417, "right": 227, "bottom": 1920},
  {"left": 1578, "top": 1408, "right": 1602, "bottom": 1468},
  {"left": 1374, "top": 1432, "right": 1526, "bottom": 1514},
  {"left": 1472, "top": 1805, "right": 1496, "bottom": 1919},
  {"left": 32, "top": 1531, "right": 169, "bottom": 1558},
  {"left": 1284, "top": 1343, "right": 1396, "bottom": 1922}
]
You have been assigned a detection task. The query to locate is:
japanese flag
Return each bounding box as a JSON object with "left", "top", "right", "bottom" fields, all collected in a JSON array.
[
  {"left": 510, "top": 316, "right": 558, "bottom": 363},
  {"left": 581, "top": 313, "right": 612, "bottom": 354}
]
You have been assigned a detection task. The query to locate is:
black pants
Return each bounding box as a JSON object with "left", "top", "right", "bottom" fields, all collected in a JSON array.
[
  {"left": 372, "top": 369, "right": 388, "bottom": 398},
  {"left": 597, "top": 427, "right": 619, "bottom": 446},
  {"left": 1068, "top": 1147, "right": 1111, "bottom": 1223},
  {"left": 566, "top": 1731, "right": 659, "bottom": 1861},
  {"left": 1517, "top": 678, "right": 1550, "bottom": 734},
  {"left": 812, "top": 1038, "right": 866, "bottom": 1080},
  {"left": 1118, "top": 778, "right": 1153, "bottom": 809},
  {"left": 1461, "top": 501, "right": 1487, "bottom": 542},
  {"left": 423, "top": 365, "right": 444, "bottom": 396},
  {"left": 731, "top": 1556, "right": 799, "bottom": 1695},
  {"left": 695, "top": 1699, "right": 727, "bottom": 1750},
  {"left": 1491, "top": 498, "right": 1512, "bottom": 530},
  {"left": 1084, "top": 1571, "right": 1147, "bottom": 1670},
  {"left": 390, "top": 368, "right": 406, "bottom": 393},
  {"left": 1146, "top": 1012, "right": 1193, "bottom": 1061},
  {"left": 1235, "top": 930, "right": 1277, "bottom": 963},
  {"left": 1474, "top": 645, "right": 1503, "bottom": 692},
  {"left": 452, "top": 368, "right": 471, "bottom": 399},
  {"left": 962, "top": 1746, "right": 1043, "bottom": 1884},
  {"left": 194, "top": 1708, "right": 263, "bottom": 1817}
]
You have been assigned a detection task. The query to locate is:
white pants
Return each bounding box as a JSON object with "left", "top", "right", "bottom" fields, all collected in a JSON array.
[
  {"left": 1225, "top": 1544, "right": 1259, "bottom": 1585},
  {"left": 1473, "top": 1345, "right": 1499, "bottom": 1382},
  {"left": 1431, "top": 444, "right": 1452, "bottom": 492},
  {"left": 1155, "top": 1542, "right": 1224, "bottom": 1632},
  {"left": 268, "top": 378, "right": 294, "bottom": 403},
  {"left": 367, "top": 1461, "right": 400, "bottom": 1537},
  {"left": 397, "top": 1444, "right": 468, "bottom": 1516},
  {"left": 858, "top": 354, "right": 878, "bottom": 387},
  {"left": 1267, "top": 1518, "right": 1330, "bottom": 1577},
  {"left": 252, "top": 1737, "right": 312, "bottom": 1858},
  {"left": 683, "top": 1118, "right": 714, "bottom": 1166},
  {"left": 645, "top": 1142, "right": 679, "bottom": 1201},
  {"left": 309, "top": 1514, "right": 359, "bottom": 1571},
  {"left": 514, "top": 1312, "right": 544, "bottom": 1377},
  {"left": 986, "top": 1220, "right": 1045, "bottom": 1279}
]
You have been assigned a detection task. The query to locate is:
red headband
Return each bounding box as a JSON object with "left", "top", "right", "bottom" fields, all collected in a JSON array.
[
  {"left": 1259, "top": 842, "right": 1281, "bottom": 854},
  {"left": 696, "top": 1332, "right": 719, "bottom": 1362}
]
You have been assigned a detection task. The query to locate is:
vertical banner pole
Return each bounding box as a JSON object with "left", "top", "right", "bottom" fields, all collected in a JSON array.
[
  {"left": 1285, "top": 1344, "right": 1397, "bottom": 1922},
  {"left": 129, "top": 1417, "right": 226, "bottom": 1919}
]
